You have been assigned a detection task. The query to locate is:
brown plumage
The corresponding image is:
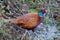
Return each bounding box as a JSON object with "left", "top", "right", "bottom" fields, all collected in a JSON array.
[
  {"left": 12, "top": 13, "right": 42, "bottom": 29},
  {"left": 12, "top": 9, "right": 46, "bottom": 30}
]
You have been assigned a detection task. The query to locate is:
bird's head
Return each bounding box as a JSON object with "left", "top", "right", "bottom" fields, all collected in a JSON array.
[
  {"left": 40, "top": 9, "right": 46, "bottom": 13},
  {"left": 38, "top": 9, "right": 46, "bottom": 17}
]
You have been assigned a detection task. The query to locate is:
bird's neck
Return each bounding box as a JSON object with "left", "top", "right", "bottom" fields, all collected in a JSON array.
[{"left": 38, "top": 11, "right": 44, "bottom": 17}]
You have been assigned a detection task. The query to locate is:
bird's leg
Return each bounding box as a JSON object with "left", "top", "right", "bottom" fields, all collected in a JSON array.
[
  {"left": 31, "top": 26, "right": 36, "bottom": 32},
  {"left": 32, "top": 29, "right": 35, "bottom": 32},
  {"left": 21, "top": 30, "right": 28, "bottom": 40}
]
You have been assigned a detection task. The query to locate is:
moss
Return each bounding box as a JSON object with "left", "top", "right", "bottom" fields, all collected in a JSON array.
[{"left": 28, "top": 9, "right": 38, "bottom": 13}]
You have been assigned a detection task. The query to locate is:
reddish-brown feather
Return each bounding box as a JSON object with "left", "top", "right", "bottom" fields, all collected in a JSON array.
[{"left": 12, "top": 13, "right": 42, "bottom": 29}]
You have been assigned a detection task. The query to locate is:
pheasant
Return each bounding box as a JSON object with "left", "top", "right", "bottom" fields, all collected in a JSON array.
[
  {"left": 12, "top": 9, "right": 46, "bottom": 30},
  {"left": 12, "top": 9, "right": 46, "bottom": 40}
]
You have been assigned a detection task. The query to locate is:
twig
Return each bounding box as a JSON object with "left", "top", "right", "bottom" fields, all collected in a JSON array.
[
  {"left": 0, "top": 6, "right": 4, "bottom": 19},
  {"left": 21, "top": 30, "right": 28, "bottom": 40},
  {"left": 8, "top": 0, "right": 23, "bottom": 15}
]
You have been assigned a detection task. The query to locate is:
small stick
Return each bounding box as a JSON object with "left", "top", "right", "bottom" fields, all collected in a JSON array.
[
  {"left": 0, "top": 7, "right": 4, "bottom": 19},
  {"left": 21, "top": 30, "right": 28, "bottom": 40}
]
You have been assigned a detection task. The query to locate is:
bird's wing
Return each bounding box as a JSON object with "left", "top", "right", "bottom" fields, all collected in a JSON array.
[
  {"left": 20, "top": 14, "right": 40, "bottom": 28},
  {"left": 12, "top": 13, "right": 40, "bottom": 29}
]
